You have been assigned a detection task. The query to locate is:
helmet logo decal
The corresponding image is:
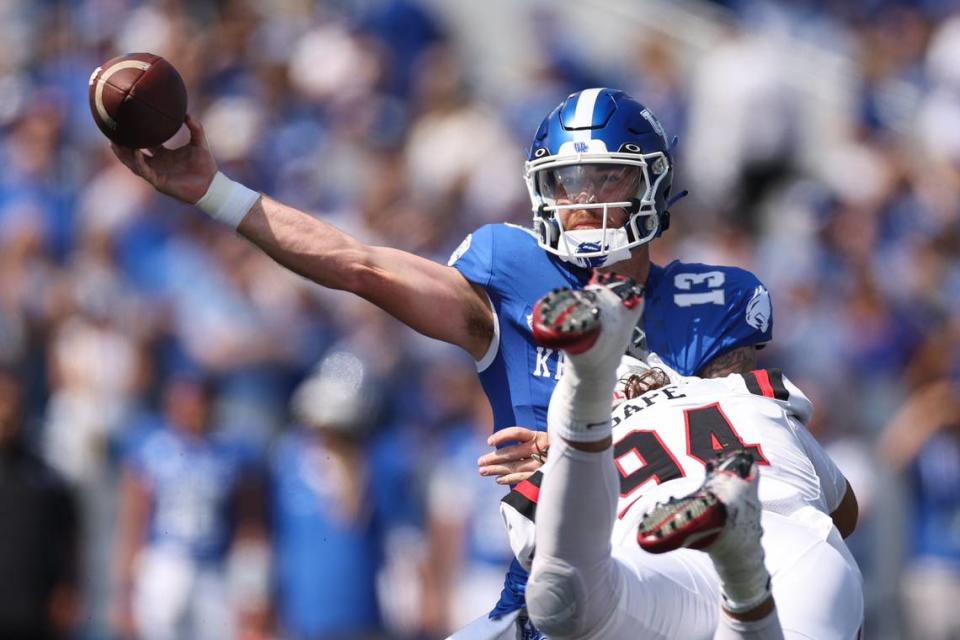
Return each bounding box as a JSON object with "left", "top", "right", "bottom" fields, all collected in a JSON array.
[
  {"left": 573, "top": 141, "right": 589, "bottom": 153},
  {"left": 640, "top": 108, "right": 667, "bottom": 144}
]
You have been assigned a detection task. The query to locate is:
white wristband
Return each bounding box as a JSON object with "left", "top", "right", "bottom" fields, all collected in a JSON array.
[{"left": 195, "top": 171, "right": 260, "bottom": 229}]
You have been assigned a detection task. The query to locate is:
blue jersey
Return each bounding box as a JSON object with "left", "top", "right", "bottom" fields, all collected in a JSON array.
[
  {"left": 911, "top": 433, "right": 960, "bottom": 565},
  {"left": 128, "top": 427, "right": 254, "bottom": 563},
  {"left": 433, "top": 423, "right": 515, "bottom": 567},
  {"left": 450, "top": 223, "right": 774, "bottom": 626},
  {"left": 271, "top": 431, "right": 383, "bottom": 637},
  {"left": 450, "top": 223, "right": 773, "bottom": 432}
]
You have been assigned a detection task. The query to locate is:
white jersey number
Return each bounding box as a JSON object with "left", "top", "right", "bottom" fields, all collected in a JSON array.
[{"left": 673, "top": 271, "right": 725, "bottom": 307}]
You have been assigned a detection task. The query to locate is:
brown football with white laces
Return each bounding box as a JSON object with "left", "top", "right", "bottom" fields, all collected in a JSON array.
[{"left": 88, "top": 52, "right": 187, "bottom": 149}]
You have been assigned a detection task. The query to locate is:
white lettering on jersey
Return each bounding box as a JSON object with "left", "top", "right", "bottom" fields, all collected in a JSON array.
[
  {"left": 675, "top": 272, "right": 725, "bottom": 290},
  {"left": 746, "top": 285, "right": 771, "bottom": 333},
  {"left": 499, "top": 371, "right": 843, "bottom": 567},
  {"left": 533, "top": 347, "right": 554, "bottom": 377},
  {"left": 673, "top": 271, "right": 726, "bottom": 307},
  {"left": 447, "top": 233, "right": 472, "bottom": 266},
  {"left": 673, "top": 290, "right": 725, "bottom": 307},
  {"left": 554, "top": 352, "right": 566, "bottom": 380}
]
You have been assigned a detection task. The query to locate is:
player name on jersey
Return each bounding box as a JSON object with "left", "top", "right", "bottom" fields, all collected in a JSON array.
[{"left": 500, "top": 369, "right": 846, "bottom": 568}]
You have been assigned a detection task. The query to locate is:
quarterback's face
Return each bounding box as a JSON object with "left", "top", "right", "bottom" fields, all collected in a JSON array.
[
  {"left": 540, "top": 164, "right": 642, "bottom": 231},
  {"left": 558, "top": 204, "right": 629, "bottom": 232}
]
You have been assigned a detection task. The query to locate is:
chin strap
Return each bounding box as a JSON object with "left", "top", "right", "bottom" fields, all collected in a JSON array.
[
  {"left": 666, "top": 189, "right": 689, "bottom": 210},
  {"left": 663, "top": 135, "right": 687, "bottom": 217},
  {"left": 658, "top": 189, "right": 688, "bottom": 236}
]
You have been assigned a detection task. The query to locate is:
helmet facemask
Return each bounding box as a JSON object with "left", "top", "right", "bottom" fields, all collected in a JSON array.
[{"left": 526, "top": 147, "right": 671, "bottom": 269}]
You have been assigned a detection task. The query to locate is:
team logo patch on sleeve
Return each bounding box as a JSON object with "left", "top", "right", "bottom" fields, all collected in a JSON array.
[
  {"left": 447, "top": 233, "right": 473, "bottom": 266},
  {"left": 745, "top": 285, "right": 771, "bottom": 333}
]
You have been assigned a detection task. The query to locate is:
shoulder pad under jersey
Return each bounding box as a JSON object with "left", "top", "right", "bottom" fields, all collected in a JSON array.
[
  {"left": 449, "top": 223, "right": 560, "bottom": 294},
  {"left": 725, "top": 368, "right": 813, "bottom": 425}
]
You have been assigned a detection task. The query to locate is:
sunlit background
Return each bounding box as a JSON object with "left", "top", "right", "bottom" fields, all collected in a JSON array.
[{"left": 1, "top": 0, "right": 959, "bottom": 639}]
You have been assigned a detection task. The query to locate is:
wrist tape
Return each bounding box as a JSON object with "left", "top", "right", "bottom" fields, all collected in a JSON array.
[{"left": 195, "top": 171, "right": 260, "bottom": 229}]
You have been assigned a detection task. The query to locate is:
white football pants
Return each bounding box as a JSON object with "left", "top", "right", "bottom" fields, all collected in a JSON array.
[
  {"left": 132, "top": 545, "right": 235, "bottom": 640},
  {"left": 525, "top": 436, "right": 864, "bottom": 640}
]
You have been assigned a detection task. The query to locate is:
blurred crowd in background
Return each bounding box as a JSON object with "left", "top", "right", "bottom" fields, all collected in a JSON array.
[{"left": 0, "top": 0, "right": 959, "bottom": 638}]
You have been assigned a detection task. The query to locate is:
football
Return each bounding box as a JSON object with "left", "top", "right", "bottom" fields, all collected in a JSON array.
[{"left": 88, "top": 52, "right": 187, "bottom": 149}]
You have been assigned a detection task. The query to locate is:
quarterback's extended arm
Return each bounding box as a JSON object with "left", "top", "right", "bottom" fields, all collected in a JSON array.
[
  {"left": 239, "top": 195, "right": 494, "bottom": 358},
  {"left": 111, "top": 115, "right": 494, "bottom": 360}
]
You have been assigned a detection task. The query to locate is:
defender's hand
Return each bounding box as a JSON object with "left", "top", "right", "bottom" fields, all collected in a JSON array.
[
  {"left": 111, "top": 115, "right": 218, "bottom": 204},
  {"left": 478, "top": 426, "right": 549, "bottom": 485}
]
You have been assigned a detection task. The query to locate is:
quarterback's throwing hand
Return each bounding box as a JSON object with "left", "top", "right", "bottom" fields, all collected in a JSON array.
[
  {"left": 478, "top": 426, "right": 549, "bottom": 485},
  {"left": 111, "top": 114, "right": 219, "bottom": 205}
]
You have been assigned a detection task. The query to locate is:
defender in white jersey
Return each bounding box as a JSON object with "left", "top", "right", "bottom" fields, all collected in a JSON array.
[
  {"left": 607, "top": 365, "right": 849, "bottom": 546},
  {"left": 494, "top": 274, "right": 863, "bottom": 640}
]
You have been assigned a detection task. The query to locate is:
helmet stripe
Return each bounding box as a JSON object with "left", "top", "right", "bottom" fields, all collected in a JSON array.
[{"left": 570, "top": 88, "right": 603, "bottom": 142}]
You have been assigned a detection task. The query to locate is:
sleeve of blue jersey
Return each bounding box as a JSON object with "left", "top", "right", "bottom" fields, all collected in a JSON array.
[
  {"left": 121, "top": 431, "right": 152, "bottom": 479},
  {"left": 732, "top": 267, "right": 773, "bottom": 342},
  {"left": 711, "top": 266, "right": 774, "bottom": 355},
  {"left": 448, "top": 223, "right": 496, "bottom": 289},
  {"left": 657, "top": 263, "right": 775, "bottom": 376}
]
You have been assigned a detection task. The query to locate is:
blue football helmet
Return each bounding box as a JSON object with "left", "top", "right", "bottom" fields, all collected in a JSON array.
[{"left": 525, "top": 88, "right": 674, "bottom": 268}]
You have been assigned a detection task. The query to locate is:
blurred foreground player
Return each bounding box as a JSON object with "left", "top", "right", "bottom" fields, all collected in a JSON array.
[
  {"left": 112, "top": 374, "right": 268, "bottom": 640},
  {"left": 0, "top": 366, "right": 79, "bottom": 640},
  {"left": 494, "top": 275, "right": 862, "bottom": 639},
  {"left": 110, "top": 88, "right": 774, "bottom": 634}
]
